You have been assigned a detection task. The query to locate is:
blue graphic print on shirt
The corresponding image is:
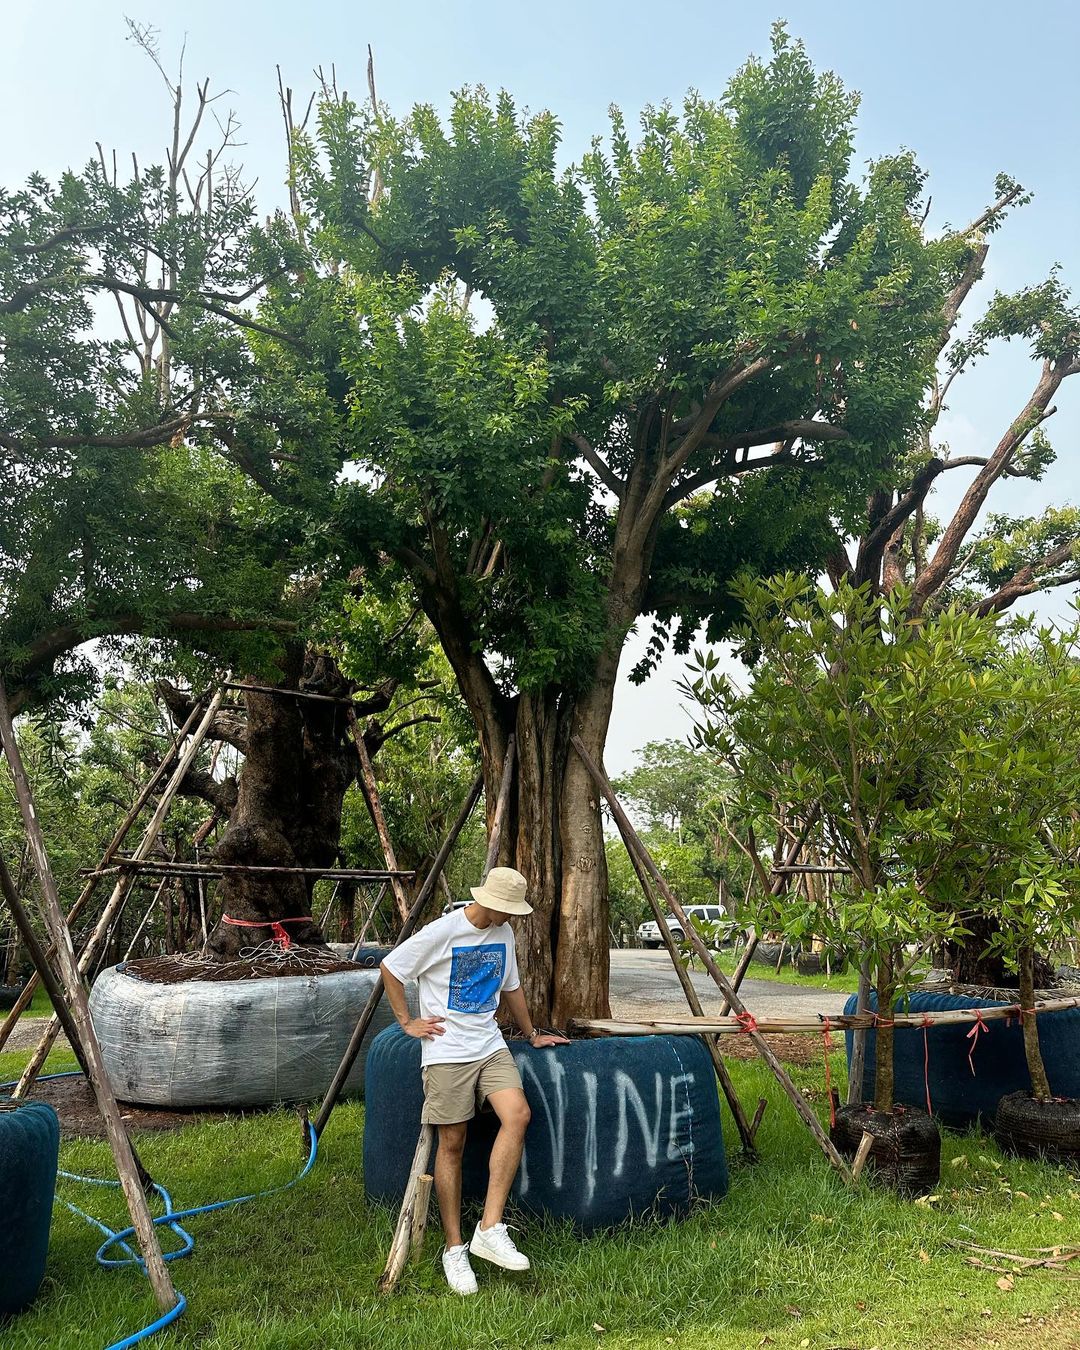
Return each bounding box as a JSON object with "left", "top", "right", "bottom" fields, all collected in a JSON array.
[{"left": 447, "top": 944, "right": 506, "bottom": 1014}]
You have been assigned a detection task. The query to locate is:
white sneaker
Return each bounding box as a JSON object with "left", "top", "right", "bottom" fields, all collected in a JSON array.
[
  {"left": 470, "top": 1221, "right": 530, "bottom": 1272},
  {"left": 442, "top": 1243, "right": 478, "bottom": 1295}
]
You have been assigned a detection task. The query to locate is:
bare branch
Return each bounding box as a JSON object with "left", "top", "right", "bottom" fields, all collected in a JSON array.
[{"left": 571, "top": 433, "right": 624, "bottom": 497}]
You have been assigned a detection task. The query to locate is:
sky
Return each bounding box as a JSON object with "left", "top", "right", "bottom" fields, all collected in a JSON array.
[{"left": 3, "top": 2, "right": 1079, "bottom": 772}]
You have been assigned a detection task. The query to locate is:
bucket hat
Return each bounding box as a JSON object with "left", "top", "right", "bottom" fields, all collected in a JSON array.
[{"left": 470, "top": 866, "right": 533, "bottom": 916}]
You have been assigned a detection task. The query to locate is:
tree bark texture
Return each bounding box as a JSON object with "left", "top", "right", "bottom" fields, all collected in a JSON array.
[
  {"left": 873, "top": 947, "right": 896, "bottom": 1113},
  {"left": 1019, "top": 945, "right": 1052, "bottom": 1101},
  {"left": 203, "top": 647, "right": 357, "bottom": 957}
]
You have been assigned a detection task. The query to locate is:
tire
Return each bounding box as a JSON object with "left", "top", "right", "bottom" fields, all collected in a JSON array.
[
  {"left": 363, "top": 1028, "right": 729, "bottom": 1231},
  {"left": 844, "top": 990, "right": 1080, "bottom": 1129},
  {"left": 0, "top": 1099, "right": 59, "bottom": 1315},
  {"left": 670, "top": 930, "right": 684, "bottom": 942},
  {"left": 89, "top": 962, "right": 417, "bottom": 1108},
  {"left": 830, "top": 1102, "right": 941, "bottom": 1196},
  {"left": 994, "top": 1092, "right": 1080, "bottom": 1164}
]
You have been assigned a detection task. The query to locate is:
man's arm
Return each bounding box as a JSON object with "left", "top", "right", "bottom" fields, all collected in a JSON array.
[
  {"left": 499, "top": 985, "right": 569, "bottom": 1048},
  {"left": 381, "top": 963, "right": 445, "bottom": 1040}
]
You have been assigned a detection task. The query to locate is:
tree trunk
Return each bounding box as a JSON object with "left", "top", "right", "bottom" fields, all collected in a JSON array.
[
  {"left": 337, "top": 880, "right": 357, "bottom": 944},
  {"left": 946, "top": 914, "right": 1057, "bottom": 988},
  {"left": 873, "top": 946, "right": 896, "bottom": 1113},
  {"left": 203, "top": 647, "right": 356, "bottom": 958},
  {"left": 1019, "top": 945, "right": 1052, "bottom": 1101}
]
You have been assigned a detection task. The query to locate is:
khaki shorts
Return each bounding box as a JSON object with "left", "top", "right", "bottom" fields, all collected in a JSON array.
[{"left": 421, "top": 1047, "right": 523, "bottom": 1124}]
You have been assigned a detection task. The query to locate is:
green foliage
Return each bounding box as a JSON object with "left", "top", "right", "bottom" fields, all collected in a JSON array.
[{"left": 276, "top": 25, "right": 948, "bottom": 699}]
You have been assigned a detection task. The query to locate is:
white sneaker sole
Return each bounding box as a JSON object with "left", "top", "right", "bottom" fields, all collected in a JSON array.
[{"left": 470, "top": 1239, "right": 530, "bottom": 1272}]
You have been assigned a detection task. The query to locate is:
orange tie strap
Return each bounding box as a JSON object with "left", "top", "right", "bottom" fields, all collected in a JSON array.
[
  {"left": 735, "top": 1010, "right": 759, "bottom": 1035},
  {"left": 965, "top": 1008, "right": 990, "bottom": 1076},
  {"left": 221, "top": 914, "right": 313, "bottom": 951}
]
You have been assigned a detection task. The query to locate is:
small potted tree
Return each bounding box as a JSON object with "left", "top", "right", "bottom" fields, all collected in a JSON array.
[
  {"left": 917, "top": 621, "right": 1080, "bottom": 1158},
  {"left": 685, "top": 575, "right": 1007, "bottom": 1194}
]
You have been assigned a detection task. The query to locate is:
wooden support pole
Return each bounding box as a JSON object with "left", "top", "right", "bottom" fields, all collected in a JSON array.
[
  {"left": 482, "top": 735, "right": 516, "bottom": 881},
  {"left": 0, "top": 847, "right": 156, "bottom": 1190},
  {"left": 0, "top": 679, "right": 177, "bottom": 1313},
  {"left": 378, "top": 1123, "right": 435, "bottom": 1293},
  {"left": 123, "top": 878, "right": 168, "bottom": 961},
  {"left": 620, "top": 816, "right": 759, "bottom": 1154},
  {"left": 848, "top": 952, "right": 873, "bottom": 1107},
  {"left": 572, "top": 737, "right": 854, "bottom": 1185},
  {"left": 720, "top": 814, "right": 818, "bottom": 1016},
  {"left": 851, "top": 1129, "right": 876, "bottom": 1183},
  {"left": 312, "top": 770, "right": 485, "bottom": 1141},
  {"left": 0, "top": 693, "right": 209, "bottom": 1053},
  {"left": 15, "top": 685, "right": 227, "bottom": 1096},
  {"left": 350, "top": 710, "right": 411, "bottom": 923},
  {"left": 409, "top": 1174, "right": 434, "bottom": 1263}
]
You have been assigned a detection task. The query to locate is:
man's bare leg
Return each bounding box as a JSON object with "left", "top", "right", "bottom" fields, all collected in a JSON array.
[
  {"left": 480, "top": 1088, "right": 531, "bottom": 1230},
  {"left": 434, "top": 1121, "right": 468, "bottom": 1247}
]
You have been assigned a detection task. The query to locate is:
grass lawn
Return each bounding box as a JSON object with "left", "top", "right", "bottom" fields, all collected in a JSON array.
[
  {"left": 712, "top": 950, "right": 863, "bottom": 995},
  {"left": 2, "top": 1042, "right": 1080, "bottom": 1349}
]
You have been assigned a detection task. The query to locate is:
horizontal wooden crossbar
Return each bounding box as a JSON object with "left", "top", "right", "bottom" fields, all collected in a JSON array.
[
  {"left": 570, "top": 995, "right": 1080, "bottom": 1038},
  {"left": 79, "top": 860, "right": 415, "bottom": 881}
]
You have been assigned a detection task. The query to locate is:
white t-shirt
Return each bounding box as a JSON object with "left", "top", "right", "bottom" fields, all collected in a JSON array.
[{"left": 382, "top": 908, "right": 520, "bottom": 1065}]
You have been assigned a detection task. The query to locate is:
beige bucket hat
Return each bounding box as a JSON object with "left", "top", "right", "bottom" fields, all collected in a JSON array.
[{"left": 470, "top": 866, "right": 533, "bottom": 916}]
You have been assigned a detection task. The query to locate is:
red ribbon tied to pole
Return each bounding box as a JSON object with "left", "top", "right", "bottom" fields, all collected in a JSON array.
[
  {"left": 965, "top": 1008, "right": 989, "bottom": 1076},
  {"left": 221, "top": 914, "right": 313, "bottom": 951},
  {"left": 735, "top": 1010, "right": 758, "bottom": 1035}
]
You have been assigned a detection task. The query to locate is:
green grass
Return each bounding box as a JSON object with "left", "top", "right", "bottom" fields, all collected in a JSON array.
[
  {"left": 3, "top": 1045, "right": 1080, "bottom": 1349},
  {"left": 712, "top": 950, "right": 863, "bottom": 994}
]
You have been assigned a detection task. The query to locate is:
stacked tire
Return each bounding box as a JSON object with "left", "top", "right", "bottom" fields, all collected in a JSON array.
[
  {"left": 844, "top": 990, "right": 1080, "bottom": 1128},
  {"left": 0, "top": 1099, "right": 59, "bottom": 1316}
]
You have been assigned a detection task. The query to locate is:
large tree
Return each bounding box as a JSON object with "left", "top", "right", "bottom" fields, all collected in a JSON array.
[{"left": 267, "top": 27, "right": 948, "bottom": 1018}]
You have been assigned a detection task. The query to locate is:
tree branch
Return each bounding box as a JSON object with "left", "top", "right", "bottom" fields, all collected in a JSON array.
[
  {"left": 571, "top": 433, "right": 624, "bottom": 498},
  {"left": 970, "top": 540, "right": 1080, "bottom": 617},
  {"left": 663, "top": 420, "right": 847, "bottom": 508}
]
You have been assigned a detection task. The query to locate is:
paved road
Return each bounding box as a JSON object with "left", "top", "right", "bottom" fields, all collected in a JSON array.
[{"left": 608, "top": 947, "right": 849, "bottom": 1021}]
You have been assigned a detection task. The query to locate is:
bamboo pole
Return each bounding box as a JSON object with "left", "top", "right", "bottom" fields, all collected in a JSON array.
[
  {"left": 571, "top": 994, "right": 1080, "bottom": 1034},
  {"left": 81, "top": 861, "right": 414, "bottom": 880},
  {"left": 15, "top": 685, "right": 227, "bottom": 1096},
  {"left": 123, "top": 878, "right": 168, "bottom": 961},
  {"left": 0, "top": 847, "right": 156, "bottom": 1190},
  {"left": 378, "top": 1123, "right": 435, "bottom": 1293},
  {"left": 0, "top": 693, "right": 209, "bottom": 1052},
  {"left": 572, "top": 737, "right": 854, "bottom": 1184},
  {"left": 848, "top": 953, "right": 873, "bottom": 1107},
  {"left": 312, "top": 769, "right": 485, "bottom": 1141},
  {"left": 620, "top": 815, "right": 759, "bottom": 1154},
  {"left": 350, "top": 710, "right": 411, "bottom": 923},
  {"left": 719, "top": 814, "right": 818, "bottom": 1016},
  {"left": 481, "top": 735, "right": 516, "bottom": 881},
  {"left": 0, "top": 679, "right": 177, "bottom": 1313}
]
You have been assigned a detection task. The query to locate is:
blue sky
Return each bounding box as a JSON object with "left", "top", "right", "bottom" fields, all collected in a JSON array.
[{"left": 4, "top": 3, "right": 1078, "bottom": 769}]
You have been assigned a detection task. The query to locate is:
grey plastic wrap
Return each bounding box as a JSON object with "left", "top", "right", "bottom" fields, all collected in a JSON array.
[{"left": 88, "top": 964, "right": 418, "bottom": 1109}]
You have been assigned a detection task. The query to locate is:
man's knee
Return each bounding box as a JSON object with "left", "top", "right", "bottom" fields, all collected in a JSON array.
[
  {"left": 438, "top": 1122, "right": 468, "bottom": 1156},
  {"left": 501, "top": 1095, "right": 531, "bottom": 1133}
]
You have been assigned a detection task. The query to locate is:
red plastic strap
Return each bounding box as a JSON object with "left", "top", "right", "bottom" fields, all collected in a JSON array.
[
  {"left": 822, "top": 1017, "right": 836, "bottom": 1128},
  {"left": 965, "top": 1009, "right": 990, "bottom": 1076},
  {"left": 920, "top": 1014, "right": 934, "bottom": 1116},
  {"left": 221, "top": 914, "right": 312, "bottom": 951},
  {"left": 735, "top": 1011, "right": 758, "bottom": 1035},
  {"left": 872, "top": 1014, "right": 895, "bottom": 1030}
]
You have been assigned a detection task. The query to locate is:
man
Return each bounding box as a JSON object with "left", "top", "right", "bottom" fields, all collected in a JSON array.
[{"left": 381, "top": 866, "right": 569, "bottom": 1295}]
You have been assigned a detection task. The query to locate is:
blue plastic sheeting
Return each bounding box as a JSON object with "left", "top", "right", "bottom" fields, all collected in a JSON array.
[
  {"left": 364, "top": 1028, "right": 728, "bottom": 1231},
  {"left": 844, "top": 990, "right": 1080, "bottom": 1127},
  {"left": 0, "top": 1098, "right": 59, "bottom": 1315}
]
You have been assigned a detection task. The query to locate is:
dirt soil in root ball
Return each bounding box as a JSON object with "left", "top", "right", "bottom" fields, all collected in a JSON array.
[
  {"left": 720, "top": 1032, "right": 823, "bottom": 1066},
  {"left": 123, "top": 952, "right": 362, "bottom": 983},
  {"left": 20, "top": 1074, "right": 244, "bottom": 1138}
]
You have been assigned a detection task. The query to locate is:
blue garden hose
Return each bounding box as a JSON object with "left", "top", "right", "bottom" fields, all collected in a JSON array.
[{"left": 2, "top": 1071, "right": 320, "bottom": 1349}]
